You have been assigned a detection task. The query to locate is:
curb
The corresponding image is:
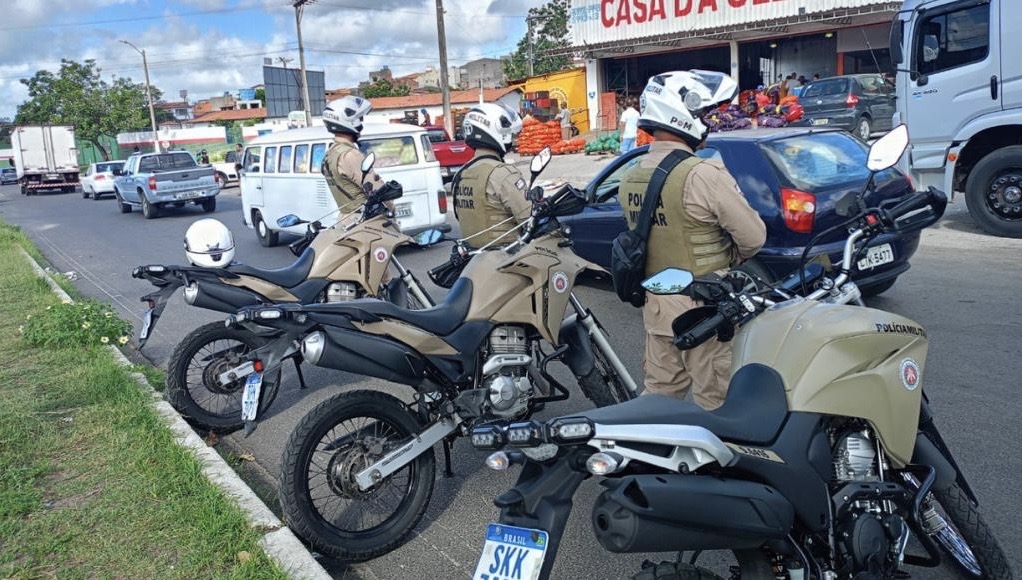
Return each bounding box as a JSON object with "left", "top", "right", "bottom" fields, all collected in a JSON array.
[{"left": 19, "top": 247, "right": 332, "bottom": 580}]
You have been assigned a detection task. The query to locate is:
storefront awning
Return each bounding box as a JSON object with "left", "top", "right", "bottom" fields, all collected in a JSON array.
[{"left": 551, "top": 1, "right": 900, "bottom": 59}]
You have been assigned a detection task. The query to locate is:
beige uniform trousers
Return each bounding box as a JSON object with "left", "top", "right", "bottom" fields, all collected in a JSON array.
[{"left": 641, "top": 292, "right": 731, "bottom": 410}]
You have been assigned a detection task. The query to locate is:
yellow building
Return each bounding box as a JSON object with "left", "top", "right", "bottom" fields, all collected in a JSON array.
[{"left": 512, "top": 67, "right": 589, "bottom": 134}]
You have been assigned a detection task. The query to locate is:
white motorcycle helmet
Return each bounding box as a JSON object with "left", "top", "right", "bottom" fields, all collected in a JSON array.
[
  {"left": 184, "top": 219, "right": 235, "bottom": 268},
  {"left": 638, "top": 70, "right": 739, "bottom": 145},
  {"left": 462, "top": 102, "right": 523, "bottom": 155},
  {"left": 323, "top": 96, "right": 372, "bottom": 137}
]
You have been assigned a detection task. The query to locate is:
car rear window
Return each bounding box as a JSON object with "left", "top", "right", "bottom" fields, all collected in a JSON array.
[
  {"left": 801, "top": 78, "right": 849, "bottom": 98},
  {"left": 760, "top": 132, "right": 896, "bottom": 191},
  {"left": 95, "top": 162, "right": 123, "bottom": 173},
  {"left": 138, "top": 152, "right": 197, "bottom": 172},
  {"left": 425, "top": 130, "right": 449, "bottom": 143},
  {"left": 359, "top": 136, "right": 419, "bottom": 168},
  {"left": 1, "top": 168, "right": 15, "bottom": 174}
]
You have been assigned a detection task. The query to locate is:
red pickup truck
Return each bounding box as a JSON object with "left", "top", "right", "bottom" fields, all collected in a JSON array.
[{"left": 423, "top": 125, "right": 473, "bottom": 182}]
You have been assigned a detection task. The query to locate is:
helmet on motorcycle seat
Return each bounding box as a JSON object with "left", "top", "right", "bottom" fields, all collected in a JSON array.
[
  {"left": 638, "top": 70, "right": 739, "bottom": 147},
  {"left": 184, "top": 218, "right": 235, "bottom": 268},
  {"left": 462, "top": 102, "right": 523, "bottom": 155},
  {"left": 323, "top": 96, "right": 372, "bottom": 137}
]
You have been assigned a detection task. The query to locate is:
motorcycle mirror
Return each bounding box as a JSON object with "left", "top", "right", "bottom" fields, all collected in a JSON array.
[
  {"left": 277, "top": 214, "right": 304, "bottom": 227},
  {"left": 866, "top": 124, "right": 908, "bottom": 172},
  {"left": 360, "top": 152, "right": 376, "bottom": 176},
  {"left": 529, "top": 147, "right": 552, "bottom": 182},
  {"left": 412, "top": 228, "right": 444, "bottom": 247},
  {"left": 642, "top": 268, "right": 695, "bottom": 295}
]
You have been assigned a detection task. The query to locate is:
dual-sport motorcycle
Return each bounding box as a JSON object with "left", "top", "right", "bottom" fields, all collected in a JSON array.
[
  {"left": 224, "top": 148, "right": 640, "bottom": 561},
  {"left": 132, "top": 153, "right": 441, "bottom": 433},
  {"left": 468, "top": 126, "right": 1014, "bottom": 580}
]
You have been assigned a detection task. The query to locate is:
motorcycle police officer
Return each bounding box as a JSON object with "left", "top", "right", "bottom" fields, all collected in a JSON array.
[
  {"left": 620, "top": 70, "right": 767, "bottom": 409},
  {"left": 451, "top": 103, "right": 532, "bottom": 248},
  {"left": 322, "top": 96, "right": 385, "bottom": 216}
]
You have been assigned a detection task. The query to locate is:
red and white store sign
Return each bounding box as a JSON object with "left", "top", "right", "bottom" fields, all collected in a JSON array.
[{"left": 569, "top": 0, "right": 891, "bottom": 46}]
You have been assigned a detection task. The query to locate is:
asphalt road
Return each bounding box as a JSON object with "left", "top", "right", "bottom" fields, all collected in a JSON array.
[{"left": 1, "top": 180, "right": 1018, "bottom": 580}]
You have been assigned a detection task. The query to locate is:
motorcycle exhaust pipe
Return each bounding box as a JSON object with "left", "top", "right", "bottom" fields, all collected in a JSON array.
[
  {"left": 591, "top": 474, "right": 795, "bottom": 552},
  {"left": 301, "top": 327, "right": 427, "bottom": 387},
  {"left": 184, "top": 281, "right": 262, "bottom": 313}
]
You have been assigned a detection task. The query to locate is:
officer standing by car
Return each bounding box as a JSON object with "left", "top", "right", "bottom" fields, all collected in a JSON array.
[
  {"left": 619, "top": 70, "right": 766, "bottom": 410},
  {"left": 451, "top": 103, "right": 532, "bottom": 248},
  {"left": 322, "top": 96, "right": 385, "bottom": 217}
]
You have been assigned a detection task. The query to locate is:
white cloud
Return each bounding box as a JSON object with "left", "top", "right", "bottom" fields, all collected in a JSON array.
[{"left": 0, "top": 0, "right": 547, "bottom": 119}]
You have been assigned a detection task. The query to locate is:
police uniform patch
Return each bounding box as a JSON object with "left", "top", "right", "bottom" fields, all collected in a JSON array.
[{"left": 514, "top": 178, "right": 526, "bottom": 191}]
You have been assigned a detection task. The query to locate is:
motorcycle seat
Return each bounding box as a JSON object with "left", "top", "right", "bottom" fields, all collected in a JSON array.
[
  {"left": 322, "top": 277, "right": 473, "bottom": 336},
  {"left": 579, "top": 363, "right": 788, "bottom": 446},
  {"left": 228, "top": 247, "right": 315, "bottom": 289}
]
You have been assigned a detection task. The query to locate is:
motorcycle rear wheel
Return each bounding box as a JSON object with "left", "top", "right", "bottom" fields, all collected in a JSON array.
[
  {"left": 279, "top": 390, "right": 435, "bottom": 562},
  {"left": 631, "top": 561, "right": 724, "bottom": 580},
  {"left": 165, "top": 321, "right": 281, "bottom": 433}
]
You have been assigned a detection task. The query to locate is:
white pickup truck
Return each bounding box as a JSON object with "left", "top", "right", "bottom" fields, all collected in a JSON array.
[{"left": 113, "top": 151, "right": 220, "bottom": 219}]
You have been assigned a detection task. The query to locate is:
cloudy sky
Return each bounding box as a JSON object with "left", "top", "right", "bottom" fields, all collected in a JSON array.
[{"left": 0, "top": 0, "right": 547, "bottom": 120}]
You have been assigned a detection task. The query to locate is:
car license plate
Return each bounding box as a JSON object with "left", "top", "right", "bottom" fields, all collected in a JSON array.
[
  {"left": 395, "top": 203, "right": 413, "bottom": 218},
  {"left": 857, "top": 243, "right": 894, "bottom": 270},
  {"left": 473, "top": 523, "right": 548, "bottom": 580},
  {"left": 176, "top": 191, "right": 202, "bottom": 200},
  {"left": 241, "top": 372, "right": 263, "bottom": 422},
  {"left": 139, "top": 307, "right": 154, "bottom": 341},
  {"left": 812, "top": 118, "right": 830, "bottom": 125}
]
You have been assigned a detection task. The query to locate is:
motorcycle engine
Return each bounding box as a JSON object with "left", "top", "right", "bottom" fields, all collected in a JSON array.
[
  {"left": 833, "top": 431, "right": 878, "bottom": 482},
  {"left": 481, "top": 326, "right": 533, "bottom": 418},
  {"left": 324, "top": 282, "right": 358, "bottom": 302}
]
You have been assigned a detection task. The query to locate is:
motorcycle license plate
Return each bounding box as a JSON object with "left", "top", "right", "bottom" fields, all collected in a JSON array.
[
  {"left": 472, "top": 523, "right": 548, "bottom": 580},
  {"left": 139, "top": 307, "right": 155, "bottom": 341},
  {"left": 395, "top": 202, "right": 413, "bottom": 218},
  {"left": 241, "top": 372, "right": 263, "bottom": 422},
  {"left": 857, "top": 243, "right": 894, "bottom": 270}
]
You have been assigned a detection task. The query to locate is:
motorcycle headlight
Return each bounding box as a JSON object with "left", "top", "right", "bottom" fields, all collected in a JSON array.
[
  {"left": 547, "top": 417, "right": 594, "bottom": 443},
  {"left": 506, "top": 421, "right": 545, "bottom": 447},
  {"left": 470, "top": 424, "right": 506, "bottom": 450}
]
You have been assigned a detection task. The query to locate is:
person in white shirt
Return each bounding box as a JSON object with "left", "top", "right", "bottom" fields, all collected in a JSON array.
[{"left": 618, "top": 98, "right": 640, "bottom": 154}]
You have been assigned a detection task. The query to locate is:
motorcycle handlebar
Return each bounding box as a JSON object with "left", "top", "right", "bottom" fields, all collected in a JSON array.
[
  {"left": 674, "top": 312, "right": 727, "bottom": 350},
  {"left": 884, "top": 188, "right": 941, "bottom": 223}
]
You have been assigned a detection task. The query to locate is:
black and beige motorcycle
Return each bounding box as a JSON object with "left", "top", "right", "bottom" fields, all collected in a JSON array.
[
  {"left": 467, "top": 126, "right": 1013, "bottom": 580},
  {"left": 224, "top": 149, "right": 640, "bottom": 561},
  {"left": 132, "top": 153, "right": 441, "bottom": 433}
]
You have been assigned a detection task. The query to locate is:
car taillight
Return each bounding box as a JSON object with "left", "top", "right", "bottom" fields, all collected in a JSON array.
[
  {"left": 781, "top": 188, "right": 816, "bottom": 234},
  {"left": 148, "top": 176, "right": 157, "bottom": 190},
  {"left": 437, "top": 189, "right": 447, "bottom": 214},
  {"left": 846, "top": 94, "right": 859, "bottom": 108}
]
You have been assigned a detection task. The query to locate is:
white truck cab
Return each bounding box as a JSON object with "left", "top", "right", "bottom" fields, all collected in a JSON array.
[{"left": 892, "top": 0, "right": 1022, "bottom": 237}]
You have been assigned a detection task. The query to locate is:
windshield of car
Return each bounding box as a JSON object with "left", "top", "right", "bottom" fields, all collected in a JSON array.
[
  {"left": 761, "top": 132, "right": 897, "bottom": 190},
  {"left": 359, "top": 136, "right": 419, "bottom": 167},
  {"left": 801, "top": 78, "right": 849, "bottom": 98},
  {"left": 1, "top": 168, "right": 14, "bottom": 175},
  {"left": 425, "top": 130, "right": 449, "bottom": 143},
  {"left": 95, "top": 162, "right": 123, "bottom": 173}
]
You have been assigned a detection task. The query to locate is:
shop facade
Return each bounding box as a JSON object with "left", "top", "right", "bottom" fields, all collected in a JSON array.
[{"left": 562, "top": 0, "right": 900, "bottom": 130}]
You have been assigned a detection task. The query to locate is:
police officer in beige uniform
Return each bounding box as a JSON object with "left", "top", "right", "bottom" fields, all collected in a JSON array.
[
  {"left": 321, "top": 96, "right": 385, "bottom": 219},
  {"left": 451, "top": 103, "right": 532, "bottom": 248},
  {"left": 620, "top": 70, "right": 767, "bottom": 409}
]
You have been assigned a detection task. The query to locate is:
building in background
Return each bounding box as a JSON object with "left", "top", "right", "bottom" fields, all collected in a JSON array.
[
  {"left": 418, "top": 66, "right": 464, "bottom": 90},
  {"left": 459, "top": 58, "right": 506, "bottom": 89},
  {"left": 560, "top": 0, "right": 899, "bottom": 130},
  {"left": 155, "top": 101, "right": 194, "bottom": 122},
  {"left": 186, "top": 108, "right": 268, "bottom": 128},
  {"left": 509, "top": 67, "right": 589, "bottom": 133},
  {"left": 365, "top": 87, "right": 522, "bottom": 128}
]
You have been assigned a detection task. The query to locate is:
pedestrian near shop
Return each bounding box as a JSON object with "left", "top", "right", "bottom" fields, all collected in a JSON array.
[
  {"left": 557, "top": 102, "right": 572, "bottom": 141},
  {"left": 618, "top": 98, "right": 640, "bottom": 154},
  {"left": 616, "top": 70, "right": 766, "bottom": 410}
]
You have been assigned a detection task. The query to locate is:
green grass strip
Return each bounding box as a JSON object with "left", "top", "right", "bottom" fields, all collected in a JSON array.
[{"left": 0, "top": 222, "right": 286, "bottom": 580}]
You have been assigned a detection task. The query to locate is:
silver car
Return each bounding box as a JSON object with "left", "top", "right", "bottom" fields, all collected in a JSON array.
[{"left": 81, "top": 161, "right": 125, "bottom": 200}]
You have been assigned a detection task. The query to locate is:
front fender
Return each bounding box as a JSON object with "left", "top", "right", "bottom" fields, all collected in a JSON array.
[{"left": 558, "top": 314, "right": 595, "bottom": 377}]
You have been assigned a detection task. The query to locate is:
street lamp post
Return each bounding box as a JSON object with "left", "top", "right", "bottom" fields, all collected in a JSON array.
[{"left": 120, "top": 40, "right": 160, "bottom": 153}]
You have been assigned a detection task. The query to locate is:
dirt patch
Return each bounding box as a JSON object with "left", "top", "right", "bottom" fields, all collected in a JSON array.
[{"left": 43, "top": 485, "right": 102, "bottom": 511}]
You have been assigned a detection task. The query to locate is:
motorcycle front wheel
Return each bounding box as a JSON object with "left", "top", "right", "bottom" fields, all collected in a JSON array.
[
  {"left": 165, "top": 321, "right": 281, "bottom": 433},
  {"left": 577, "top": 335, "right": 635, "bottom": 407},
  {"left": 924, "top": 481, "right": 1013, "bottom": 579},
  {"left": 279, "top": 390, "right": 436, "bottom": 562}
]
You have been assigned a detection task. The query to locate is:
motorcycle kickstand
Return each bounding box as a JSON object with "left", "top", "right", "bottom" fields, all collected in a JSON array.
[
  {"left": 293, "top": 357, "right": 307, "bottom": 390},
  {"left": 442, "top": 437, "right": 454, "bottom": 478}
]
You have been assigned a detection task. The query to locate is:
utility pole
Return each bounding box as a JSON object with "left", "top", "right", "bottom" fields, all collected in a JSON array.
[
  {"left": 292, "top": 0, "right": 315, "bottom": 127},
  {"left": 527, "top": 17, "right": 535, "bottom": 77},
  {"left": 119, "top": 40, "right": 160, "bottom": 153},
  {"left": 435, "top": 0, "right": 453, "bottom": 139}
]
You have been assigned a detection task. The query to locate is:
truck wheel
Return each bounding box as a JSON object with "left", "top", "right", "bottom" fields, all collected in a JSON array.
[
  {"left": 254, "top": 211, "right": 279, "bottom": 247},
  {"left": 115, "top": 190, "right": 131, "bottom": 213},
  {"left": 201, "top": 198, "right": 216, "bottom": 213},
  {"left": 965, "top": 145, "right": 1022, "bottom": 238},
  {"left": 141, "top": 196, "right": 159, "bottom": 219}
]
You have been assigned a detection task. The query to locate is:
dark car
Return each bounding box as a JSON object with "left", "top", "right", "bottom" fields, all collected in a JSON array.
[
  {"left": 795, "top": 74, "right": 896, "bottom": 140},
  {"left": 561, "top": 128, "right": 921, "bottom": 297},
  {"left": 0, "top": 167, "right": 16, "bottom": 185}
]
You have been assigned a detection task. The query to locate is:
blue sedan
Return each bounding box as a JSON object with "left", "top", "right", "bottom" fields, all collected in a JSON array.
[{"left": 561, "top": 128, "right": 921, "bottom": 297}]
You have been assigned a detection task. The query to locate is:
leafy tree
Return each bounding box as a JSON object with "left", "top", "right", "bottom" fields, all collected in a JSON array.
[
  {"left": 254, "top": 87, "right": 266, "bottom": 107},
  {"left": 503, "top": 0, "right": 571, "bottom": 81},
  {"left": 14, "top": 59, "right": 162, "bottom": 160},
  {"left": 361, "top": 78, "right": 411, "bottom": 98}
]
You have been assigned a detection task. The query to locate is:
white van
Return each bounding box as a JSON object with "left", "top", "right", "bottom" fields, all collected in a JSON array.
[{"left": 239, "top": 123, "right": 449, "bottom": 246}]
